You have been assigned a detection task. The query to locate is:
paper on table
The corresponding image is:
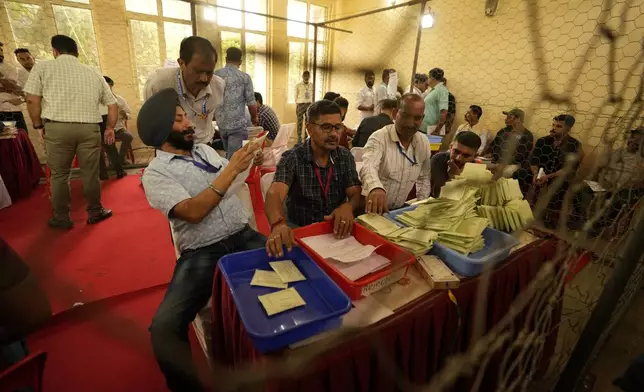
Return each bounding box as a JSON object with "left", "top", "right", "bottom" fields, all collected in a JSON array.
[
  {"left": 300, "top": 234, "right": 377, "bottom": 262},
  {"left": 269, "top": 260, "right": 306, "bottom": 283},
  {"left": 258, "top": 287, "right": 306, "bottom": 316},
  {"left": 250, "top": 270, "right": 288, "bottom": 289},
  {"left": 330, "top": 243, "right": 378, "bottom": 263},
  {"left": 585, "top": 180, "right": 606, "bottom": 192},
  {"left": 327, "top": 253, "right": 390, "bottom": 281}
]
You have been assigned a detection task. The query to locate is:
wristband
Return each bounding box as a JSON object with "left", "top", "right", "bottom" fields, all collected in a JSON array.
[
  {"left": 270, "top": 217, "right": 286, "bottom": 230},
  {"left": 208, "top": 184, "right": 225, "bottom": 197}
]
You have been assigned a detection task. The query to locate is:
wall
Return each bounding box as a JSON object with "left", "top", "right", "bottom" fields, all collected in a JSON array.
[{"left": 329, "top": 0, "right": 644, "bottom": 157}]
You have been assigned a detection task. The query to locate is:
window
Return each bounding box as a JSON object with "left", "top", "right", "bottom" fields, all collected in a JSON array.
[
  {"left": 65, "top": 0, "right": 90, "bottom": 4},
  {"left": 217, "top": 0, "right": 242, "bottom": 29},
  {"left": 162, "top": 0, "right": 190, "bottom": 20},
  {"left": 52, "top": 5, "right": 101, "bottom": 69},
  {"left": 221, "top": 31, "right": 242, "bottom": 58},
  {"left": 5, "top": 2, "right": 54, "bottom": 61},
  {"left": 130, "top": 20, "right": 161, "bottom": 99},
  {"left": 164, "top": 22, "right": 192, "bottom": 61},
  {"left": 125, "top": 0, "right": 158, "bottom": 15},
  {"left": 245, "top": 33, "right": 266, "bottom": 100},
  {"left": 287, "top": 1, "right": 328, "bottom": 103}
]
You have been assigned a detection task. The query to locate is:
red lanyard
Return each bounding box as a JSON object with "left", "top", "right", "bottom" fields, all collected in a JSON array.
[{"left": 314, "top": 165, "right": 333, "bottom": 208}]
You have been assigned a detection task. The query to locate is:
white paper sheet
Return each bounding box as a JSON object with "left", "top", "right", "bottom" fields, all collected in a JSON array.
[
  {"left": 300, "top": 234, "right": 377, "bottom": 263},
  {"left": 327, "top": 253, "right": 391, "bottom": 281}
]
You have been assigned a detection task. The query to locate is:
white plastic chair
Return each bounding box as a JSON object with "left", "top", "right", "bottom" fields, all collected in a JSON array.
[
  {"left": 351, "top": 147, "right": 365, "bottom": 162},
  {"left": 262, "top": 123, "right": 295, "bottom": 167},
  {"left": 261, "top": 172, "right": 276, "bottom": 200},
  {"left": 246, "top": 126, "right": 264, "bottom": 140}
]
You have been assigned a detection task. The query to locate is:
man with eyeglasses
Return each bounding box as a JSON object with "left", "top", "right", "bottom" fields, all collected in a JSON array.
[
  {"left": 360, "top": 94, "right": 432, "bottom": 213},
  {"left": 429, "top": 131, "right": 481, "bottom": 197},
  {"left": 264, "top": 100, "right": 362, "bottom": 257}
]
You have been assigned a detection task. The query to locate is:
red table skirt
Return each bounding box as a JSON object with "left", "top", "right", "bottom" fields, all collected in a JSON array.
[
  {"left": 0, "top": 130, "right": 42, "bottom": 201},
  {"left": 212, "top": 239, "right": 562, "bottom": 391}
]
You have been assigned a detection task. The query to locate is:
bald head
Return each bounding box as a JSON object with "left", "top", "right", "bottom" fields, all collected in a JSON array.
[{"left": 395, "top": 93, "right": 425, "bottom": 139}]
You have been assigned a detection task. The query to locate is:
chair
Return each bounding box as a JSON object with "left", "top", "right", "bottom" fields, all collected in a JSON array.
[
  {"left": 262, "top": 123, "right": 296, "bottom": 167},
  {"left": 350, "top": 147, "right": 365, "bottom": 162},
  {"left": 0, "top": 351, "right": 47, "bottom": 392},
  {"left": 246, "top": 126, "right": 264, "bottom": 140}
]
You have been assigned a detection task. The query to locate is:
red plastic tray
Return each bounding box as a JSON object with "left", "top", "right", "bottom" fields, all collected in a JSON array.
[{"left": 293, "top": 222, "right": 416, "bottom": 300}]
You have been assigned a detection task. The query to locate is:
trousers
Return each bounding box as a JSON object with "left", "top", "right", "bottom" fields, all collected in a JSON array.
[
  {"left": 150, "top": 226, "right": 266, "bottom": 392},
  {"left": 296, "top": 103, "right": 310, "bottom": 143},
  {"left": 220, "top": 127, "right": 246, "bottom": 159}
]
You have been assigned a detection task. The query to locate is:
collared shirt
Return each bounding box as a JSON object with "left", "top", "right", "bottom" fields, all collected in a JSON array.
[
  {"left": 114, "top": 94, "right": 131, "bottom": 131},
  {"left": 429, "top": 151, "right": 450, "bottom": 198},
  {"left": 17, "top": 68, "right": 30, "bottom": 88},
  {"left": 422, "top": 82, "right": 449, "bottom": 133},
  {"left": 0, "top": 62, "right": 23, "bottom": 112},
  {"left": 356, "top": 86, "right": 376, "bottom": 121},
  {"left": 142, "top": 144, "right": 249, "bottom": 253},
  {"left": 214, "top": 64, "right": 256, "bottom": 131},
  {"left": 374, "top": 79, "right": 397, "bottom": 114},
  {"left": 295, "top": 81, "right": 312, "bottom": 103},
  {"left": 353, "top": 113, "right": 394, "bottom": 148},
  {"left": 273, "top": 140, "right": 361, "bottom": 227},
  {"left": 454, "top": 122, "right": 490, "bottom": 154},
  {"left": 23, "top": 55, "right": 115, "bottom": 123},
  {"left": 599, "top": 148, "right": 644, "bottom": 189},
  {"left": 488, "top": 126, "right": 535, "bottom": 193},
  {"left": 360, "top": 124, "right": 432, "bottom": 209},
  {"left": 530, "top": 135, "right": 581, "bottom": 176},
  {"left": 257, "top": 104, "right": 280, "bottom": 140},
  {"left": 144, "top": 67, "right": 225, "bottom": 144}
]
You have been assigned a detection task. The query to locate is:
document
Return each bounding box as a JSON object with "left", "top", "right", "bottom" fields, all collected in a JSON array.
[
  {"left": 258, "top": 287, "right": 306, "bottom": 316},
  {"left": 328, "top": 253, "right": 391, "bottom": 281},
  {"left": 269, "top": 260, "right": 306, "bottom": 283},
  {"left": 250, "top": 270, "right": 288, "bottom": 289},
  {"left": 300, "top": 234, "right": 377, "bottom": 262},
  {"left": 585, "top": 180, "right": 606, "bottom": 192}
]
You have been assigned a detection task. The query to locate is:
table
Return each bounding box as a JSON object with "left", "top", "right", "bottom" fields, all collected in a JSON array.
[
  {"left": 211, "top": 238, "right": 561, "bottom": 391},
  {"left": 0, "top": 130, "right": 42, "bottom": 201}
]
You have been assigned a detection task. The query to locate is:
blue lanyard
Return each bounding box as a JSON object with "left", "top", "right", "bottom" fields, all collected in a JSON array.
[
  {"left": 173, "top": 151, "right": 221, "bottom": 173},
  {"left": 176, "top": 71, "right": 208, "bottom": 120},
  {"left": 397, "top": 142, "right": 417, "bottom": 166}
]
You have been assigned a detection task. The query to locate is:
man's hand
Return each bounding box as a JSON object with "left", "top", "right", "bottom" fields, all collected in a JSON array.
[
  {"left": 253, "top": 150, "right": 264, "bottom": 166},
  {"left": 367, "top": 104, "right": 374, "bottom": 111},
  {"left": 227, "top": 142, "right": 260, "bottom": 174},
  {"left": 534, "top": 174, "right": 550, "bottom": 186},
  {"left": 447, "top": 159, "right": 462, "bottom": 178},
  {"left": 104, "top": 128, "right": 116, "bottom": 145},
  {"left": 266, "top": 222, "right": 294, "bottom": 258},
  {"left": 366, "top": 188, "right": 388, "bottom": 215},
  {"left": 324, "top": 202, "right": 354, "bottom": 238},
  {"left": 251, "top": 116, "right": 259, "bottom": 126},
  {"left": 5, "top": 98, "right": 23, "bottom": 106}
]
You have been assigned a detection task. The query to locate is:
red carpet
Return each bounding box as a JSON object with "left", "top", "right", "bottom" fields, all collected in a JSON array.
[{"left": 0, "top": 175, "right": 177, "bottom": 314}]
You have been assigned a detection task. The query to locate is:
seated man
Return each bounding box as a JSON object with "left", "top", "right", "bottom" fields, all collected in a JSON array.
[
  {"left": 139, "top": 88, "right": 263, "bottom": 392},
  {"left": 105, "top": 76, "right": 134, "bottom": 165},
  {"left": 352, "top": 98, "right": 398, "bottom": 148},
  {"left": 444, "top": 104, "right": 489, "bottom": 154},
  {"left": 254, "top": 92, "right": 279, "bottom": 144},
  {"left": 264, "top": 100, "right": 362, "bottom": 257},
  {"left": 333, "top": 96, "right": 355, "bottom": 149},
  {"left": 360, "top": 94, "right": 431, "bottom": 212},
  {"left": 430, "top": 131, "right": 481, "bottom": 197}
]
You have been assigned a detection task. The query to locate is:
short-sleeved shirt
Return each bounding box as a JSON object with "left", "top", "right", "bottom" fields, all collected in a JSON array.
[
  {"left": 422, "top": 82, "right": 449, "bottom": 130},
  {"left": 599, "top": 148, "right": 644, "bottom": 189},
  {"left": 144, "top": 67, "right": 225, "bottom": 145},
  {"left": 356, "top": 86, "right": 376, "bottom": 121},
  {"left": 257, "top": 104, "right": 280, "bottom": 141},
  {"left": 0, "top": 62, "right": 22, "bottom": 112},
  {"left": 429, "top": 151, "right": 450, "bottom": 198},
  {"left": 213, "top": 64, "right": 256, "bottom": 131},
  {"left": 530, "top": 135, "right": 581, "bottom": 176},
  {"left": 488, "top": 127, "right": 535, "bottom": 192},
  {"left": 353, "top": 113, "right": 394, "bottom": 148},
  {"left": 273, "top": 140, "right": 361, "bottom": 227},
  {"left": 23, "top": 55, "right": 116, "bottom": 123},
  {"left": 295, "top": 82, "right": 312, "bottom": 103},
  {"left": 142, "top": 144, "right": 249, "bottom": 253}
]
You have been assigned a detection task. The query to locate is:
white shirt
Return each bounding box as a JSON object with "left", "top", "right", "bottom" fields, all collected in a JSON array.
[
  {"left": 375, "top": 72, "right": 399, "bottom": 113},
  {"left": 17, "top": 68, "right": 30, "bottom": 88},
  {"left": 356, "top": 86, "right": 376, "bottom": 121},
  {"left": 295, "top": 81, "right": 312, "bottom": 103},
  {"left": 0, "top": 62, "right": 23, "bottom": 112},
  {"left": 360, "top": 124, "right": 432, "bottom": 209},
  {"left": 114, "top": 94, "right": 131, "bottom": 131},
  {"left": 454, "top": 122, "right": 490, "bottom": 155}
]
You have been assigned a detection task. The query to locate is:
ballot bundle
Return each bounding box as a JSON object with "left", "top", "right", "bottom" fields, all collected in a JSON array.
[{"left": 357, "top": 214, "right": 435, "bottom": 255}]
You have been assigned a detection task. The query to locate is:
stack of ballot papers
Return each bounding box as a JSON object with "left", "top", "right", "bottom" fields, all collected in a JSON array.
[
  {"left": 435, "top": 216, "right": 488, "bottom": 254},
  {"left": 300, "top": 234, "right": 391, "bottom": 281},
  {"left": 250, "top": 260, "right": 308, "bottom": 316},
  {"left": 357, "top": 214, "right": 435, "bottom": 255},
  {"left": 478, "top": 199, "right": 534, "bottom": 232}
]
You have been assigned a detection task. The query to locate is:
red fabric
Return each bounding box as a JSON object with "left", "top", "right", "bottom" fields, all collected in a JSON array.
[
  {"left": 0, "top": 130, "right": 42, "bottom": 200},
  {"left": 211, "top": 239, "right": 562, "bottom": 391},
  {"left": 0, "top": 351, "right": 47, "bottom": 392}
]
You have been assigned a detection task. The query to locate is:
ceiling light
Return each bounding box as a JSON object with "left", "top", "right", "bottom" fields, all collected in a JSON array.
[{"left": 421, "top": 13, "right": 434, "bottom": 28}]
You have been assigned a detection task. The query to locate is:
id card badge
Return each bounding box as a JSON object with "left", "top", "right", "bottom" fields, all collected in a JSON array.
[{"left": 305, "top": 90, "right": 311, "bottom": 100}]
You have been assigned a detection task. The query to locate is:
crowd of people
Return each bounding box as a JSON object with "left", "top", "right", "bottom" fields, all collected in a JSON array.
[{"left": 1, "top": 32, "right": 643, "bottom": 392}]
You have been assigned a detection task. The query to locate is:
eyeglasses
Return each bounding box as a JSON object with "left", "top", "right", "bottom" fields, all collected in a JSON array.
[{"left": 311, "top": 122, "right": 345, "bottom": 133}]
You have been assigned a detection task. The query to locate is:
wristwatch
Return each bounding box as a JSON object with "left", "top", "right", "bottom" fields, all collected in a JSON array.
[{"left": 33, "top": 124, "right": 44, "bottom": 130}]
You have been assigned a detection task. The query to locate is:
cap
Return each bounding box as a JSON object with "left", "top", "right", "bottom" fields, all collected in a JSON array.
[
  {"left": 137, "top": 88, "right": 179, "bottom": 148},
  {"left": 503, "top": 108, "right": 525, "bottom": 122}
]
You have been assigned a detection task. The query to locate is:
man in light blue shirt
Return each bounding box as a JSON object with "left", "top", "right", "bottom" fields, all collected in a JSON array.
[
  {"left": 214, "top": 47, "right": 258, "bottom": 158},
  {"left": 422, "top": 68, "right": 449, "bottom": 135},
  {"left": 139, "top": 88, "right": 263, "bottom": 392}
]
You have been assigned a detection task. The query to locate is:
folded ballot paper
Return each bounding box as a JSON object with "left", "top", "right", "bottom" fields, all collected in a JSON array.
[
  {"left": 356, "top": 214, "right": 435, "bottom": 255},
  {"left": 300, "top": 234, "right": 391, "bottom": 281}
]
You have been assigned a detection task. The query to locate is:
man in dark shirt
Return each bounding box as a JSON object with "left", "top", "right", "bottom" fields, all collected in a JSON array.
[
  {"left": 353, "top": 99, "right": 398, "bottom": 148},
  {"left": 430, "top": 131, "right": 481, "bottom": 197},
  {"left": 264, "top": 100, "right": 362, "bottom": 257},
  {"left": 443, "top": 78, "right": 457, "bottom": 136},
  {"left": 254, "top": 92, "right": 280, "bottom": 141},
  {"left": 485, "top": 108, "right": 534, "bottom": 195},
  {"left": 332, "top": 96, "right": 355, "bottom": 149}
]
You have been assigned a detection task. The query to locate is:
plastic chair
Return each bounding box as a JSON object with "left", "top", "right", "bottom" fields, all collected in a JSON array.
[
  {"left": 262, "top": 123, "right": 295, "bottom": 167},
  {"left": 350, "top": 147, "right": 364, "bottom": 162},
  {"left": 246, "top": 126, "right": 264, "bottom": 140},
  {"left": 0, "top": 351, "right": 47, "bottom": 392}
]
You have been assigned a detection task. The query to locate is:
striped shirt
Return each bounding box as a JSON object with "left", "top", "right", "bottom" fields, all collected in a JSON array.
[
  {"left": 23, "top": 55, "right": 115, "bottom": 123},
  {"left": 360, "top": 124, "right": 432, "bottom": 209}
]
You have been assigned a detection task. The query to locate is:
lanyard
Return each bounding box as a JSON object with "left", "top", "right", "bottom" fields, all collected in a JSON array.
[
  {"left": 314, "top": 165, "right": 333, "bottom": 208},
  {"left": 176, "top": 71, "right": 208, "bottom": 120},
  {"left": 396, "top": 142, "right": 417, "bottom": 166},
  {"left": 173, "top": 151, "right": 221, "bottom": 173}
]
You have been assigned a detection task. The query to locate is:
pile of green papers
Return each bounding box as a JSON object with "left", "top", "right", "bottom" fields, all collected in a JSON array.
[
  {"left": 356, "top": 214, "right": 436, "bottom": 255},
  {"left": 478, "top": 199, "right": 534, "bottom": 232},
  {"left": 356, "top": 213, "right": 401, "bottom": 236},
  {"left": 479, "top": 178, "right": 524, "bottom": 206},
  {"left": 435, "top": 217, "right": 488, "bottom": 254}
]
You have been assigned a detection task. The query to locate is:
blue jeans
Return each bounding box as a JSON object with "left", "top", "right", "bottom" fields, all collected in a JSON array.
[
  {"left": 150, "top": 226, "right": 266, "bottom": 392},
  {"left": 220, "top": 128, "right": 247, "bottom": 159}
]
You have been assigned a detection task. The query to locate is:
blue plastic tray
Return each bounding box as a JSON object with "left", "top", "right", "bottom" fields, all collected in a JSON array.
[
  {"left": 219, "top": 247, "right": 352, "bottom": 353},
  {"left": 428, "top": 135, "right": 443, "bottom": 144}
]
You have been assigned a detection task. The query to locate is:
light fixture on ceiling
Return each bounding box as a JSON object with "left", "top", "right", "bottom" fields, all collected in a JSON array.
[
  {"left": 421, "top": 5, "right": 435, "bottom": 29},
  {"left": 203, "top": 6, "right": 216, "bottom": 21},
  {"left": 388, "top": 0, "right": 397, "bottom": 6}
]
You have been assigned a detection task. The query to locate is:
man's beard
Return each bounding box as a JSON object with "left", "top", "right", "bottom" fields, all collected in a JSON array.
[{"left": 166, "top": 129, "right": 195, "bottom": 151}]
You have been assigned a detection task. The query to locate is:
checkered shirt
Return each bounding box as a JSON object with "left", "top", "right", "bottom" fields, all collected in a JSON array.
[{"left": 257, "top": 104, "right": 280, "bottom": 140}]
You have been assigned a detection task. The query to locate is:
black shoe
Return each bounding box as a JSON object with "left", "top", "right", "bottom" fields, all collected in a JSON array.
[
  {"left": 87, "top": 209, "right": 113, "bottom": 224},
  {"left": 48, "top": 218, "right": 74, "bottom": 230},
  {"left": 116, "top": 171, "right": 128, "bottom": 179}
]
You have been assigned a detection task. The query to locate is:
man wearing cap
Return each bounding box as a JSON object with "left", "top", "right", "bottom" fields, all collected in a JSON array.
[
  {"left": 144, "top": 36, "right": 224, "bottom": 146},
  {"left": 485, "top": 108, "right": 534, "bottom": 194},
  {"left": 421, "top": 68, "right": 449, "bottom": 135},
  {"left": 139, "top": 88, "right": 263, "bottom": 392}
]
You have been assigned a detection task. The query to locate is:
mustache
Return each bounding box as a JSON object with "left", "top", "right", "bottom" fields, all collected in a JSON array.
[
  {"left": 325, "top": 137, "right": 339, "bottom": 143},
  {"left": 182, "top": 128, "right": 196, "bottom": 135}
]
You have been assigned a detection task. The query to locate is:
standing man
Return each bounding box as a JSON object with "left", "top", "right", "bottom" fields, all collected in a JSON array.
[
  {"left": 353, "top": 98, "right": 398, "bottom": 148},
  {"left": 356, "top": 70, "right": 376, "bottom": 123},
  {"left": 139, "top": 88, "right": 263, "bottom": 392},
  {"left": 14, "top": 48, "right": 35, "bottom": 88},
  {"left": 422, "top": 68, "right": 449, "bottom": 135},
  {"left": 430, "top": 131, "right": 481, "bottom": 197},
  {"left": 214, "top": 47, "right": 258, "bottom": 159},
  {"left": 24, "top": 35, "right": 117, "bottom": 228},
  {"left": 374, "top": 69, "right": 397, "bottom": 114},
  {"left": 145, "top": 36, "right": 224, "bottom": 146},
  {"left": 410, "top": 73, "right": 429, "bottom": 97},
  {"left": 105, "top": 77, "right": 134, "bottom": 165},
  {"left": 0, "top": 42, "right": 26, "bottom": 131},
  {"left": 254, "top": 92, "right": 280, "bottom": 142},
  {"left": 360, "top": 94, "right": 432, "bottom": 212},
  {"left": 294, "top": 70, "right": 312, "bottom": 143},
  {"left": 442, "top": 78, "right": 457, "bottom": 136}
]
